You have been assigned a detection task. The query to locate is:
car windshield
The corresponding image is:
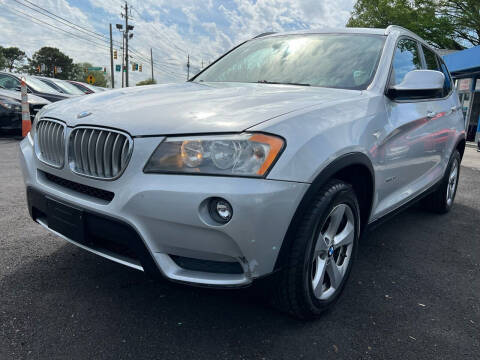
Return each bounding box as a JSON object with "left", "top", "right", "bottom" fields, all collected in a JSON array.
[
  {"left": 194, "top": 34, "right": 386, "bottom": 90},
  {"left": 48, "top": 78, "right": 85, "bottom": 95},
  {"left": 25, "top": 76, "right": 63, "bottom": 95}
]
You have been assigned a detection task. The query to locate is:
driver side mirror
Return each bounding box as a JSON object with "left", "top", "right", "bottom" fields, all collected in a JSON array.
[{"left": 387, "top": 70, "right": 445, "bottom": 100}]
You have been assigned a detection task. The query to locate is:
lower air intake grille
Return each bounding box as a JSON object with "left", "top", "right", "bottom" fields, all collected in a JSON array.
[
  {"left": 42, "top": 171, "right": 115, "bottom": 202},
  {"left": 68, "top": 127, "right": 133, "bottom": 180},
  {"left": 170, "top": 255, "right": 244, "bottom": 274}
]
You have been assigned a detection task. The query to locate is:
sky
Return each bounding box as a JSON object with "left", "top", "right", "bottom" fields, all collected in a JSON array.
[{"left": 0, "top": 0, "right": 356, "bottom": 87}]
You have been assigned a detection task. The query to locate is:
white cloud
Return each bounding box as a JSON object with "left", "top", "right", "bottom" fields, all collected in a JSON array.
[{"left": 0, "top": 0, "right": 356, "bottom": 87}]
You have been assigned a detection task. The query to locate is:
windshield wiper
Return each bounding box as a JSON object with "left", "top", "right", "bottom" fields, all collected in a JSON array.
[{"left": 257, "top": 80, "right": 310, "bottom": 86}]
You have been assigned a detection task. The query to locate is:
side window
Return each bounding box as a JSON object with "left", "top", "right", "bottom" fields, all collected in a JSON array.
[
  {"left": 437, "top": 56, "right": 452, "bottom": 96},
  {"left": 422, "top": 46, "right": 440, "bottom": 71},
  {"left": 391, "top": 38, "right": 422, "bottom": 85},
  {"left": 0, "top": 75, "right": 20, "bottom": 90}
]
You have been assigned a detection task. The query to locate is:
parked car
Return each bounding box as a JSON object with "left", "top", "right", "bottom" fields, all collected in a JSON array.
[
  {"left": 67, "top": 80, "right": 107, "bottom": 94},
  {"left": 20, "top": 26, "right": 465, "bottom": 319},
  {"left": 0, "top": 88, "right": 50, "bottom": 134},
  {"left": 0, "top": 72, "right": 70, "bottom": 102},
  {"left": 34, "top": 76, "right": 85, "bottom": 96}
]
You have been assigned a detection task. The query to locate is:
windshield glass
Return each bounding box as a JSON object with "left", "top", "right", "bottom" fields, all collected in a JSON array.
[
  {"left": 194, "top": 34, "right": 385, "bottom": 90},
  {"left": 25, "top": 76, "right": 63, "bottom": 94},
  {"left": 49, "top": 78, "right": 85, "bottom": 95}
]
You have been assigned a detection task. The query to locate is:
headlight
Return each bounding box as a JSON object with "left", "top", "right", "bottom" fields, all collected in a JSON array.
[
  {"left": 144, "top": 133, "right": 285, "bottom": 177},
  {"left": 0, "top": 97, "right": 21, "bottom": 112}
]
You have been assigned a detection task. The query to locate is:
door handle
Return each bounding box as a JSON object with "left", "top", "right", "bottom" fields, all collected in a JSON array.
[{"left": 427, "top": 111, "right": 436, "bottom": 119}]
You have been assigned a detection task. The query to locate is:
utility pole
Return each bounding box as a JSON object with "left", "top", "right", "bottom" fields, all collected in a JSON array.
[
  {"left": 120, "top": 2, "right": 134, "bottom": 87},
  {"left": 124, "top": 2, "right": 129, "bottom": 87},
  {"left": 109, "top": 24, "right": 114, "bottom": 89},
  {"left": 121, "top": 31, "right": 125, "bottom": 87},
  {"left": 187, "top": 54, "right": 190, "bottom": 80},
  {"left": 150, "top": 48, "right": 154, "bottom": 82}
]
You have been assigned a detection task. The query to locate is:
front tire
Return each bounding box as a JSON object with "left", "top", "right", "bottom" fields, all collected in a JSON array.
[{"left": 273, "top": 180, "right": 360, "bottom": 319}]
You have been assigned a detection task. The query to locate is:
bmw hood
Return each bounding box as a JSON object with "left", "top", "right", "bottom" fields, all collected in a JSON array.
[{"left": 40, "top": 82, "right": 364, "bottom": 136}]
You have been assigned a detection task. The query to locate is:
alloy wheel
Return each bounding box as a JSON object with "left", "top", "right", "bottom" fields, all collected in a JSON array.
[
  {"left": 446, "top": 159, "right": 459, "bottom": 207},
  {"left": 311, "top": 204, "right": 355, "bottom": 300}
]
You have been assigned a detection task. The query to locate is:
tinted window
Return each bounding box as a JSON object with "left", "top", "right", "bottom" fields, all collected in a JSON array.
[
  {"left": 391, "top": 39, "right": 422, "bottom": 85},
  {"left": 195, "top": 34, "right": 386, "bottom": 90},
  {"left": 422, "top": 46, "right": 440, "bottom": 71},
  {"left": 438, "top": 57, "right": 452, "bottom": 96},
  {"left": 0, "top": 74, "right": 20, "bottom": 90}
]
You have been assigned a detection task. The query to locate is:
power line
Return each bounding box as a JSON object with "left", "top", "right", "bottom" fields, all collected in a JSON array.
[{"left": 13, "top": 0, "right": 123, "bottom": 48}]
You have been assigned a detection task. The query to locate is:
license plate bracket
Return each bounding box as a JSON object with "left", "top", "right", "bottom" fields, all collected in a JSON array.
[{"left": 46, "top": 197, "right": 84, "bottom": 243}]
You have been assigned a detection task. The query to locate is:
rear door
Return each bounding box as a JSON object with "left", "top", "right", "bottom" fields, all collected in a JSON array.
[
  {"left": 373, "top": 37, "right": 449, "bottom": 219},
  {"left": 420, "top": 45, "right": 459, "bottom": 158}
]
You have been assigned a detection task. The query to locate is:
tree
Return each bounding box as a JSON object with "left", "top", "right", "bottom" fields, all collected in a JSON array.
[
  {"left": 0, "top": 47, "right": 6, "bottom": 71},
  {"left": 71, "top": 62, "right": 110, "bottom": 87},
  {"left": 439, "top": 0, "right": 480, "bottom": 47},
  {"left": 347, "top": 0, "right": 463, "bottom": 49},
  {"left": 136, "top": 78, "right": 156, "bottom": 86},
  {"left": 28, "top": 47, "right": 74, "bottom": 79},
  {"left": 2, "top": 47, "right": 26, "bottom": 72}
]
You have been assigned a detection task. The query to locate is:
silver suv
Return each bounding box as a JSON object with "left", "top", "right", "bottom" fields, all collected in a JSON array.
[{"left": 20, "top": 26, "right": 465, "bottom": 319}]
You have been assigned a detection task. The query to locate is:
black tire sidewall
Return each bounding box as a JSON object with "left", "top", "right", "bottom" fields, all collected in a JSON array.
[{"left": 301, "top": 183, "right": 361, "bottom": 314}]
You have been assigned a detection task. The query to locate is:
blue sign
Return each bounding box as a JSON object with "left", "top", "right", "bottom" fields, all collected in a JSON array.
[{"left": 115, "top": 64, "right": 121, "bottom": 72}]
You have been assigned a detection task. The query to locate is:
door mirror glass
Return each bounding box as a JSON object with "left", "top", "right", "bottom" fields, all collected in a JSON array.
[{"left": 387, "top": 70, "right": 444, "bottom": 100}]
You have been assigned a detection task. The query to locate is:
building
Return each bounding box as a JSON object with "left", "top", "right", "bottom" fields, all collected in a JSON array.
[{"left": 443, "top": 46, "right": 480, "bottom": 142}]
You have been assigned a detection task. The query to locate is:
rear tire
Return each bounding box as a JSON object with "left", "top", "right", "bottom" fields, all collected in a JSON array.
[
  {"left": 422, "top": 150, "right": 461, "bottom": 214},
  {"left": 272, "top": 180, "right": 360, "bottom": 319}
]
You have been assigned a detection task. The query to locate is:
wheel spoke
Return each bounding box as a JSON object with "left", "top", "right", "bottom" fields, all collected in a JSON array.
[
  {"left": 333, "top": 221, "right": 354, "bottom": 248},
  {"left": 314, "top": 234, "right": 328, "bottom": 254},
  {"left": 312, "top": 257, "right": 327, "bottom": 298},
  {"left": 324, "top": 205, "right": 346, "bottom": 240},
  {"left": 326, "top": 259, "right": 342, "bottom": 289}
]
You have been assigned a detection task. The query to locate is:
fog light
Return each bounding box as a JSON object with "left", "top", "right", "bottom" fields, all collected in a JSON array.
[{"left": 209, "top": 198, "right": 233, "bottom": 224}]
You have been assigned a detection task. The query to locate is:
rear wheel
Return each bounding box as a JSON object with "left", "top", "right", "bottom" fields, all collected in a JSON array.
[
  {"left": 423, "top": 150, "right": 461, "bottom": 214},
  {"left": 273, "top": 180, "right": 360, "bottom": 319}
]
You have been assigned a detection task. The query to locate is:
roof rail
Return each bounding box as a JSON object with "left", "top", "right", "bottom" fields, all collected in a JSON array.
[{"left": 253, "top": 32, "right": 276, "bottom": 39}]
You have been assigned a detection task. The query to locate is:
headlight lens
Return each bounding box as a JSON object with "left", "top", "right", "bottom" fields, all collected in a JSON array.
[
  {"left": 144, "top": 133, "right": 284, "bottom": 177},
  {"left": 0, "top": 97, "right": 21, "bottom": 112}
]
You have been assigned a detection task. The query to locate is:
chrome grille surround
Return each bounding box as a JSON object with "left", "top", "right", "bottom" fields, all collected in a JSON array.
[
  {"left": 34, "top": 118, "right": 66, "bottom": 168},
  {"left": 68, "top": 127, "right": 133, "bottom": 180}
]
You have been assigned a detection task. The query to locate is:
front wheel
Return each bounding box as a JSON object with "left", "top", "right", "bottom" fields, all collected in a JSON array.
[{"left": 273, "top": 180, "right": 360, "bottom": 319}]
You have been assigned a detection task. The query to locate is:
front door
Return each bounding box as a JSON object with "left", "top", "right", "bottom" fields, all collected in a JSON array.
[{"left": 372, "top": 38, "right": 456, "bottom": 220}]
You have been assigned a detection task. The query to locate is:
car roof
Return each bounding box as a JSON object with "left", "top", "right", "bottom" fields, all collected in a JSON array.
[{"left": 255, "top": 26, "right": 423, "bottom": 41}]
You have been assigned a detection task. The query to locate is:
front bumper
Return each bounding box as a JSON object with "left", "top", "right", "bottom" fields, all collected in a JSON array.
[{"left": 20, "top": 136, "right": 308, "bottom": 287}]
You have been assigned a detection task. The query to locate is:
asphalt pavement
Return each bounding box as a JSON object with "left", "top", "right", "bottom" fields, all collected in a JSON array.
[{"left": 1, "top": 138, "right": 479, "bottom": 360}]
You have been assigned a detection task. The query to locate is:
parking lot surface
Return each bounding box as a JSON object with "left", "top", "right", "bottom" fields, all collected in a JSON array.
[{"left": 1, "top": 138, "right": 479, "bottom": 360}]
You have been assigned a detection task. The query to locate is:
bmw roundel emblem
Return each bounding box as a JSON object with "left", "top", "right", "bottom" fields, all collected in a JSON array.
[{"left": 77, "top": 111, "right": 92, "bottom": 119}]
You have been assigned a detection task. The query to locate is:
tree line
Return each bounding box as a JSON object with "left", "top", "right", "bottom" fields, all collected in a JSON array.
[
  {"left": 347, "top": 0, "right": 480, "bottom": 49},
  {"left": 0, "top": 46, "right": 109, "bottom": 87}
]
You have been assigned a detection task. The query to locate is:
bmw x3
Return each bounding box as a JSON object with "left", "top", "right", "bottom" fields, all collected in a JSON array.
[{"left": 20, "top": 26, "right": 466, "bottom": 319}]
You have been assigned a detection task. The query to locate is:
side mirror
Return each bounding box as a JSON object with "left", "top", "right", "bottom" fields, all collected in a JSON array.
[
  {"left": 387, "top": 70, "right": 444, "bottom": 100},
  {"left": 15, "top": 86, "right": 22, "bottom": 92}
]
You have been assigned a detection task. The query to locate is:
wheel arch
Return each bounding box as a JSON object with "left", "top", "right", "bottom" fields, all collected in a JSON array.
[{"left": 274, "top": 152, "right": 375, "bottom": 271}]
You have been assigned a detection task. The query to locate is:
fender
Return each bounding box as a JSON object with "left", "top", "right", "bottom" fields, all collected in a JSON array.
[{"left": 274, "top": 152, "right": 375, "bottom": 271}]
